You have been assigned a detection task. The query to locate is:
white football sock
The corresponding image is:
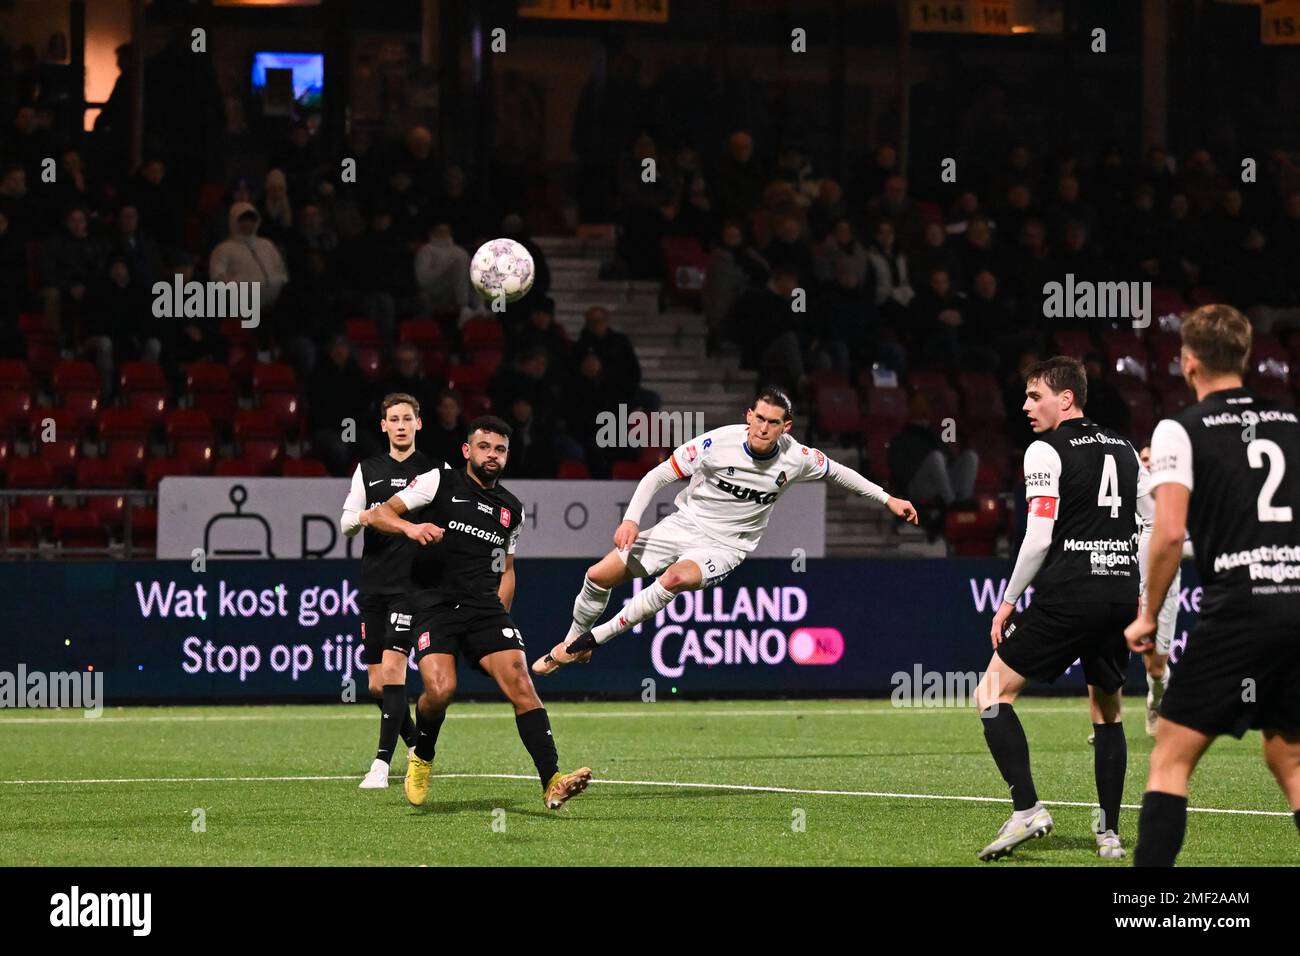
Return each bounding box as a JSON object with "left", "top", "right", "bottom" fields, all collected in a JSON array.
[
  {"left": 1147, "top": 669, "right": 1168, "bottom": 704},
  {"left": 566, "top": 576, "right": 612, "bottom": 641},
  {"left": 590, "top": 582, "right": 676, "bottom": 645}
]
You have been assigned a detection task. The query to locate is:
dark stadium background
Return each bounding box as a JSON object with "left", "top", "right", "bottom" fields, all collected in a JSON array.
[{"left": 0, "top": 0, "right": 1284, "bottom": 697}]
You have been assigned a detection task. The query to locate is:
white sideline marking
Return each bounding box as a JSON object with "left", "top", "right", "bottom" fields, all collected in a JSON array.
[
  {"left": 0, "top": 705, "right": 1088, "bottom": 726},
  {"left": 0, "top": 771, "right": 1289, "bottom": 818}
]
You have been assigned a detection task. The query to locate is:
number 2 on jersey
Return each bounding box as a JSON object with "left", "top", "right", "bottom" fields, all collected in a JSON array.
[
  {"left": 1097, "top": 454, "right": 1121, "bottom": 518},
  {"left": 1247, "top": 439, "right": 1293, "bottom": 523}
]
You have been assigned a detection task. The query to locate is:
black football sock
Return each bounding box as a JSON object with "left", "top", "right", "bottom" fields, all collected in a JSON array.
[
  {"left": 399, "top": 706, "right": 416, "bottom": 748},
  {"left": 375, "top": 684, "right": 408, "bottom": 764},
  {"left": 413, "top": 701, "right": 446, "bottom": 762},
  {"left": 980, "top": 704, "right": 1039, "bottom": 811},
  {"left": 516, "top": 707, "right": 560, "bottom": 788},
  {"left": 1293, "top": 809, "right": 1299, "bottom": 834},
  {"left": 1134, "top": 791, "right": 1188, "bottom": 866},
  {"left": 566, "top": 632, "right": 597, "bottom": 654},
  {"left": 1092, "top": 722, "right": 1127, "bottom": 835}
]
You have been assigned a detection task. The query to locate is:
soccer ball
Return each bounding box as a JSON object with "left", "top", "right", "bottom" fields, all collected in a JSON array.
[{"left": 470, "top": 238, "right": 535, "bottom": 304}]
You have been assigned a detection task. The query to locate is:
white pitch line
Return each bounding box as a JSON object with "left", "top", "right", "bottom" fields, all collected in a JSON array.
[
  {"left": 0, "top": 704, "right": 1089, "bottom": 726},
  {"left": 0, "top": 771, "right": 1289, "bottom": 818}
]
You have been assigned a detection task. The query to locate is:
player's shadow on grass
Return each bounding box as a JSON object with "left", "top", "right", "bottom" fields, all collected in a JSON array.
[{"left": 410, "top": 797, "right": 555, "bottom": 820}]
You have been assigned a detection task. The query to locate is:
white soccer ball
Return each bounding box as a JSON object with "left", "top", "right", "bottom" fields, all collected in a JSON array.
[{"left": 470, "top": 238, "right": 535, "bottom": 304}]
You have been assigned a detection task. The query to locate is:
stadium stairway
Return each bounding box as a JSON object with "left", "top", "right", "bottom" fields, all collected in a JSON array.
[{"left": 535, "top": 235, "right": 941, "bottom": 558}]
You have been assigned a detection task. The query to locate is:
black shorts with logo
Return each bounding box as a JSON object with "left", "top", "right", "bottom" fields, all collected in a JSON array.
[
  {"left": 997, "top": 600, "right": 1132, "bottom": 693},
  {"left": 359, "top": 593, "right": 414, "bottom": 665},
  {"left": 1160, "top": 615, "right": 1300, "bottom": 739},
  {"left": 410, "top": 603, "right": 526, "bottom": 673}
]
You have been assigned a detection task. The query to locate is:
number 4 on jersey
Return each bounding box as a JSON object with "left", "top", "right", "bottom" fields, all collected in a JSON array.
[{"left": 1097, "top": 454, "right": 1122, "bottom": 518}]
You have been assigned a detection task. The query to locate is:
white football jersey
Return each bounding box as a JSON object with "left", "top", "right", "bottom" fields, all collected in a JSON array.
[{"left": 665, "top": 423, "right": 828, "bottom": 552}]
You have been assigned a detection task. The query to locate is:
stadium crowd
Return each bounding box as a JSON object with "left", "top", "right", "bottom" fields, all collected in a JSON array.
[{"left": 2, "top": 34, "right": 1299, "bottom": 549}]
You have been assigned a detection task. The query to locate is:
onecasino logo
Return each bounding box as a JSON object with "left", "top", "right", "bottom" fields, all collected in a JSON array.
[{"left": 627, "top": 582, "right": 843, "bottom": 678}]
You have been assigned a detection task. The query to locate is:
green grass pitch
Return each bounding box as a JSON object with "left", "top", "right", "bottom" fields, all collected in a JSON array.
[{"left": 0, "top": 698, "right": 1293, "bottom": 866}]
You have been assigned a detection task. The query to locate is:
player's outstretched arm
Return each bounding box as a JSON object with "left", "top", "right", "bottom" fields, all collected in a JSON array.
[
  {"left": 993, "top": 503, "right": 1055, "bottom": 646},
  {"left": 340, "top": 464, "right": 366, "bottom": 538},
  {"left": 822, "top": 458, "right": 918, "bottom": 524},
  {"left": 617, "top": 458, "right": 684, "bottom": 547},
  {"left": 361, "top": 495, "right": 443, "bottom": 545}
]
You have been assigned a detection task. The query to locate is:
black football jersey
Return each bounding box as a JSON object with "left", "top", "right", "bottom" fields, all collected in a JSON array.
[
  {"left": 1023, "top": 418, "right": 1148, "bottom": 604},
  {"left": 1151, "top": 387, "right": 1300, "bottom": 623},
  {"left": 345, "top": 450, "right": 436, "bottom": 595},
  {"left": 394, "top": 465, "right": 525, "bottom": 611}
]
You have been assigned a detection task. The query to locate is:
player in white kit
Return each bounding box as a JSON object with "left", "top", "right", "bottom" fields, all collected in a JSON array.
[{"left": 531, "top": 387, "right": 918, "bottom": 674}]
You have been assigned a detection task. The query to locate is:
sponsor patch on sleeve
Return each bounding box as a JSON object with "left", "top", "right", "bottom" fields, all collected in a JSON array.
[{"left": 1029, "top": 496, "right": 1058, "bottom": 519}]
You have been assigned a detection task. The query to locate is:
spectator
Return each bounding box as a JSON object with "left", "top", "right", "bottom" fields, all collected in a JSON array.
[
  {"left": 276, "top": 248, "right": 343, "bottom": 377},
  {"left": 664, "top": 144, "right": 717, "bottom": 243},
  {"left": 1045, "top": 173, "right": 1096, "bottom": 244},
  {"left": 1228, "top": 228, "right": 1300, "bottom": 333},
  {"left": 1082, "top": 352, "right": 1131, "bottom": 436},
  {"left": 993, "top": 183, "right": 1035, "bottom": 252},
  {"left": 865, "top": 219, "right": 914, "bottom": 333},
  {"left": 41, "top": 205, "right": 102, "bottom": 332},
  {"left": 209, "top": 202, "right": 290, "bottom": 312},
  {"left": 715, "top": 131, "right": 766, "bottom": 223},
  {"left": 338, "top": 205, "right": 418, "bottom": 341},
  {"left": 414, "top": 222, "right": 472, "bottom": 314},
  {"left": 286, "top": 202, "right": 339, "bottom": 274},
  {"left": 865, "top": 175, "right": 925, "bottom": 251},
  {"left": 888, "top": 394, "right": 978, "bottom": 539},
  {"left": 762, "top": 215, "right": 814, "bottom": 286},
  {"left": 375, "top": 343, "right": 438, "bottom": 430},
  {"left": 808, "top": 177, "right": 849, "bottom": 243},
  {"left": 703, "top": 219, "right": 768, "bottom": 355},
  {"left": 1137, "top": 145, "right": 1178, "bottom": 209},
  {"left": 308, "top": 335, "right": 383, "bottom": 474},
  {"left": 508, "top": 297, "right": 570, "bottom": 383},
  {"left": 911, "top": 219, "right": 963, "bottom": 285},
  {"left": 500, "top": 212, "right": 551, "bottom": 318},
  {"left": 814, "top": 218, "right": 869, "bottom": 287},
  {"left": 1161, "top": 192, "right": 1210, "bottom": 293},
  {"left": 432, "top": 165, "right": 480, "bottom": 252},
  {"left": 0, "top": 210, "right": 26, "bottom": 344},
  {"left": 257, "top": 168, "right": 295, "bottom": 248},
  {"left": 615, "top": 131, "right": 678, "bottom": 279},
  {"left": 0, "top": 163, "right": 39, "bottom": 241},
  {"left": 423, "top": 389, "right": 468, "bottom": 466},
  {"left": 955, "top": 216, "right": 1003, "bottom": 288},
  {"left": 105, "top": 204, "right": 162, "bottom": 289},
  {"left": 574, "top": 306, "right": 655, "bottom": 410},
  {"left": 490, "top": 346, "right": 560, "bottom": 424},
  {"left": 564, "top": 349, "right": 621, "bottom": 478},
  {"left": 83, "top": 256, "right": 157, "bottom": 394},
  {"left": 502, "top": 395, "right": 558, "bottom": 478},
  {"left": 125, "top": 157, "right": 181, "bottom": 253}
]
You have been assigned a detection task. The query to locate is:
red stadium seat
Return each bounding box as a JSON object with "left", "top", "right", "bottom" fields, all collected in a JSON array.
[
  {"left": 468, "top": 348, "right": 503, "bottom": 374},
  {"left": 118, "top": 361, "right": 168, "bottom": 394},
  {"left": 945, "top": 495, "right": 1004, "bottom": 556},
  {"left": 0, "top": 390, "right": 33, "bottom": 436},
  {"left": 238, "top": 441, "right": 283, "bottom": 474},
  {"left": 661, "top": 237, "right": 710, "bottom": 304},
  {"left": 1248, "top": 374, "right": 1294, "bottom": 407},
  {"left": 214, "top": 458, "right": 266, "bottom": 477},
  {"left": 355, "top": 347, "right": 382, "bottom": 381},
  {"left": 51, "top": 359, "right": 101, "bottom": 394},
  {"left": 345, "top": 319, "right": 382, "bottom": 348},
  {"left": 0, "top": 359, "right": 31, "bottom": 391},
  {"left": 98, "top": 407, "right": 148, "bottom": 441},
  {"left": 251, "top": 362, "right": 297, "bottom": 395},
  {"left": 233, "top": 408, "right": 280, "bottom": 440},
  {"left": 1115, "top": 383, "right": 1156, "bottom": 443},
  {"left": 460, "top": 393, "right": 492, "bottom": 419},
  {"left": 446, "top": 364, "right": 489, "bottom": 395},
  {"left": 144, "top": 457, "right": 189, "bottom": 488},
  {"left": 1149, "top": 335, "right": 1183, "bottom": 382},
  {"left": 6, "top": 458, "right": 57, "bottom": 527},
  {"left": 174, "top": 439, "right": 215, "bottom": 474},
  {"left": 461, "top": 317, "right": 505, "bottom": 350},
  {"left": 76, "top": 458, "right": 126, "bottom": 489},
  {"left": 813, "top": 384, "right": 863, "bottom": 436},
  {"left": 1154, "top": 381, "right": 1193, "bottom": 418},
  {"left": 556, "top": 460, "right": 591, "bottom": 480},
  {"left": 53, "top": 508, "right": 108, "bottom": 550},
  {"left": 399, "top": 318, "right": 445, "bottom": 350},
  {"left": 280, "top": 457, "right": 329, "bottom": 477},
  {"left": 185, "top": 360, "right": 234, "bottom": 393},
  {"left": 219, "top": 316, "right": 257, "bottom": 345},
  {"left": 1052, "top": 330, "right": 1094, "bottom": 360},
  {"left": 1102, "top": 331, "right": 1150, "bottom": 382},
  {"left": 258, "top": 391, "right": 302, "bottom": 435},
  {"left": 2, "top": 505, "right": 35, "bottom": 550},
  {"left": 60, "top": 389, "right": 101, "bottom": 430},
  {"left": 36, "top": 437, "right": 79, "bottom": 482},
  {"left": 957, "top": 371, "right": 1006, "bottom": 426},
  {"left": 123, "top": 391, "right": 168, "bottom": 427},
  {"left": 164, "top": 409, "right": 213, "bottom": 439},
  {"left": 127, "top": 505, "right": 157, "bottom": 552},
  {"left": 26, "top": 341, "right": 58, "bottom": 382},
  {"left": 862, "top": 385, "right": 908, "bottom": 437},
  {"left": 611, "top": 459, "right": 654, "bottom": 480},
  {"left": 1150, "top": 287, "right": 1187, "bottom": 318}
]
